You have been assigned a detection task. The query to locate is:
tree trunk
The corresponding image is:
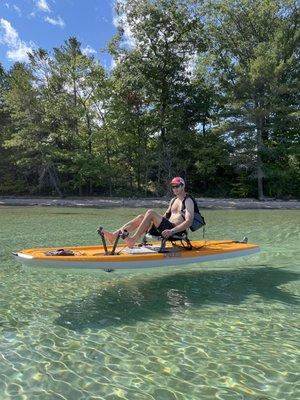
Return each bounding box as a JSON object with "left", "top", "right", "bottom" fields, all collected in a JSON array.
[
  {"left": 104, "top": 131, "right": 112, "bottom": 196},
  {"left": 73, "top": 77, "right": 79, "bottom": 138},
  {"left": 85, "top": 112, "right": 93, "bottom": 195},
  {"left": 86, "top": 115, "right": 92, "bottom": 155},
  {"left": 48, "top": 166, "right": 63, "bottom": 197},
  {"left": 256, "top": 122, "right": 265, "bottom": 200},
  {"left": 254, "top": 97, "right": 265, "bottom": 200}
]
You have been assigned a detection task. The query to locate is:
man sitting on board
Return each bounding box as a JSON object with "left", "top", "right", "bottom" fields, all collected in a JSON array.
[{"left": 102, "top": 177, "right": 195, "bottom": 248}]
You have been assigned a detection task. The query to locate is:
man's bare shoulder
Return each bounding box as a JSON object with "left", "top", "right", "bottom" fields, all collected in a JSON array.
[{"left": 184, "top": 197, "right": 194, "bottom": 208}]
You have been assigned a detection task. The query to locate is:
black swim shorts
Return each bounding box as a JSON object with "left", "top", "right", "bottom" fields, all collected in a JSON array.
[{"left": 147, "top": 217, "right": 175, "bottom": 236}]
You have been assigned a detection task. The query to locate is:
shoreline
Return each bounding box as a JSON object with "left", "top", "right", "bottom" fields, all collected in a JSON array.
[{"left": 0, "top": 196, "right": 299, "bottom": 210}]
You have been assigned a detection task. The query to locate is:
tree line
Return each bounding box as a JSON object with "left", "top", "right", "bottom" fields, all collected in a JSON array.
[{"left": 0, "top": 0, "right": 299, "bottom": 199}]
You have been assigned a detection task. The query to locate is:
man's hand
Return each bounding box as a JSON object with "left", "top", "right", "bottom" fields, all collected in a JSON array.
[{"left": 161, "top": 229, "right": 173, "bottom": 238}]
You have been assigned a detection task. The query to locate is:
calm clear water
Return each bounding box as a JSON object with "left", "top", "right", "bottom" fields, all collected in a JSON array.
[{"left": 0, "top": 206, "right": 299, "bottom": 400}]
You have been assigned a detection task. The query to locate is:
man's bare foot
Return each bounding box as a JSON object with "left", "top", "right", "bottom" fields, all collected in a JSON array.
[
  {"left": 124, "top": 236, "right": 136, "bottom": 249},
  {"left": 102, "top": 229, "right": 119, "bottom": 244}
]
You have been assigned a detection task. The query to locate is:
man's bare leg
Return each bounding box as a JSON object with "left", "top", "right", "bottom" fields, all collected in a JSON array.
[
  {"left": 125, "top": 210, "right": 163, "bottom": 248},
  {"left": 102, "top": 214, "right": 144, "bottom": 243},
  {"left": 120, "top": 214, "right": 144, "bottom": 232}
]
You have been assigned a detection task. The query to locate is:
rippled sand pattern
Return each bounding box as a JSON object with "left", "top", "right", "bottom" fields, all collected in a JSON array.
[{"left": 0, "top": 207, "right": 299, "bottom": 399}]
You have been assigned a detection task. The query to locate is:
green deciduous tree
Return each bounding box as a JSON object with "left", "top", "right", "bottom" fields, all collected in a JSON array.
[
  {"left": 198, "top": 0, "right": 299, "bottom": 198},
  {"left": 110, "top": 0, "right": 208, "bottom": 194},
  {"left": 52, "top": 37, "right": 109, "bottom": 195},
  {"left": 0, "top": 0, "right": 298, "bottom": 199},
  {"left": 3, "top": 39, "right": 109, "bottom": 196}
]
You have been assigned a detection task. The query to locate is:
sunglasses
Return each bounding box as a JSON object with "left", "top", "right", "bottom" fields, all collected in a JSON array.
[{"left": 171, "top": 184, "right": 182, "bottom": 189}]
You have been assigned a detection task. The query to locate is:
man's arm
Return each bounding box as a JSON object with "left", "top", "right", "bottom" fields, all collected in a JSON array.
[{"left": 163, "top": 198, "right": 174, "bottom": 218}]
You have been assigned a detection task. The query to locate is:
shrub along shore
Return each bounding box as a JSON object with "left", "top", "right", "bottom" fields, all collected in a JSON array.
[{"left": 0, "top": 197, "right": 299, "bottom": 210}]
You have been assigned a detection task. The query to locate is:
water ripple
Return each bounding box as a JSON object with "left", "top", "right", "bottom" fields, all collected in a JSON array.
[{"left": 0, "top": 207, "right": 299, "bottom": 399}]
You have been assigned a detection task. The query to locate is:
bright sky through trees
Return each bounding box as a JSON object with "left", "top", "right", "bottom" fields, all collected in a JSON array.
[{"left": 0, "top": 0, "right": 116, "bottom": 69}]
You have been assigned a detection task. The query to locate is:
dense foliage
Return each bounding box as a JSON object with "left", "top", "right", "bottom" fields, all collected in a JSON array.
[{"left": 0, "top": 0, "right": 299, "bottom": 198}]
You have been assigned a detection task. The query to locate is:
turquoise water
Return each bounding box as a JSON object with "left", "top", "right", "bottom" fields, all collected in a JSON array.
[{"left": 0, "top": 206, "right": 299, "bottom": 400}]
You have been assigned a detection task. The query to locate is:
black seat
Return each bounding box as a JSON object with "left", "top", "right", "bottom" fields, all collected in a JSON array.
[{"left": 142, "top": 230, "right": 192, "bottom": 253}]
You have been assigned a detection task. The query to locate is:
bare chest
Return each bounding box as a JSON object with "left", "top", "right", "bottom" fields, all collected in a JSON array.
[{"left": 170, "top": 198, "right": 184, "bottom": 215}]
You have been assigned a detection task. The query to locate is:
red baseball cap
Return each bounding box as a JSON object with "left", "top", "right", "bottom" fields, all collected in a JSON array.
[{"left": 170, "top": 176, "right": 185, "bottom": 186}]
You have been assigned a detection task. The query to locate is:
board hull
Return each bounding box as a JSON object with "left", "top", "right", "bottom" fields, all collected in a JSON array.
[{"left": 13, "top": 240, "right": 260, "bottom": 270}]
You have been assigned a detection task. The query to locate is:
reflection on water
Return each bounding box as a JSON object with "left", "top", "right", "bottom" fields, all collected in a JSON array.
[
  {"left": 0, "top": 207, "right": 299, "bottom": 399},
  {"left": 56, "top": 267, "right": 299, "bottom": 332}
]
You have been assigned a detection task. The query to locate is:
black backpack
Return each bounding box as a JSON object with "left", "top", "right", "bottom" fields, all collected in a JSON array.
[{"left": 168, "top": 194, "right": 206, "bottom": 232}]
